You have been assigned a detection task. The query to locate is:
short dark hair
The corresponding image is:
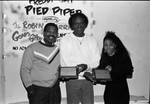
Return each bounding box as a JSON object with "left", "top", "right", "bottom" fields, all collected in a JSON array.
[
  {"left": 44, "top": 23, "right": 58, "bottom": 32},
  {"left": 68, "top": 13, "right": 89, "bottom": 30}
]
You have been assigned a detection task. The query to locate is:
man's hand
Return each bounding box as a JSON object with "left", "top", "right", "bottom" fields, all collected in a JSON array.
[
  {"left": 77, "top": 64, "right": 88, "bottom": 74},
  {"left": 26, "top": 85, "right": 37, "bottom": 99},
  {"left": 26, "top": 85, "right": 35, "bottom": 94},
  {"left": 84, "top": 72, "right": 96, "bottom": 83}
]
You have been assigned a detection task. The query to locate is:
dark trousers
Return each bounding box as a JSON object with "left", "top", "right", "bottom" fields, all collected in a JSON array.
[
  {"left": 28, "top": 84, "right": 61, "bottom": 104},
  {"left": 66, "top": 79, "right": 94, "bottom": 104},
  {"left": 104, "top": 80, "right": 129, "bottom": 104}
]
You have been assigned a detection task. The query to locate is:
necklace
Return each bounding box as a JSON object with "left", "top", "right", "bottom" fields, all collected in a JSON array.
[{"left": 76, "top": 36, "right": 84, "bottom": 45}]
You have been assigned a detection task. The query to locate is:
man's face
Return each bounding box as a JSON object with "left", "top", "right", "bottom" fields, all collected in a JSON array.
[
  {"left": 43, "top": 26, "right": 58, "bottom": 45},
  {"left": 72, "top": 17, "right": 86, "bottom": 36}
]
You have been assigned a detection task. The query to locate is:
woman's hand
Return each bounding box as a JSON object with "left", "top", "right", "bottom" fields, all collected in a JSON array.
[{"left": 105, "top": 65, "right": 112, "bottom": 71}]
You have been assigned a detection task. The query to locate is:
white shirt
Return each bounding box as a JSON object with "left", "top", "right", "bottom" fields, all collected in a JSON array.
[{"left": 60, "top": 32, "right": 100, "bottom": 79}]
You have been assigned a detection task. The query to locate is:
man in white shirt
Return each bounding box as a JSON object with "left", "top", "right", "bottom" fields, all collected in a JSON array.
[{"left": 60, "top": 12, "right": 100, "bottom": 104}]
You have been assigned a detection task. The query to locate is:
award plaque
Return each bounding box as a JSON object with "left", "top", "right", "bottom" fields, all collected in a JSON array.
[
  {"left": 92, "top": 68, "right": 111, "bottom": 81},
  {"left": 58, "top": 66, "right": 78, "bottom": 80}
]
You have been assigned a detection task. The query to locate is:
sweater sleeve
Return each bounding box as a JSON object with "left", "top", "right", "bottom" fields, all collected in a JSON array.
[{"left": 20, "top": 46, "right": 34, "bottom": 88}]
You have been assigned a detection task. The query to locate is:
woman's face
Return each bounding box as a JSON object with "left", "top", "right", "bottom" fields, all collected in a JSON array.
[{"left": 104, "top": 39, "right": 116, "bottom": 56}]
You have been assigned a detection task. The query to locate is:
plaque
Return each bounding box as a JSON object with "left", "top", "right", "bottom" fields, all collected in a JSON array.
[
  {"left": 92, "top": 68, "right": 111, "bottom": 81},
  {"left": 58, "top": 66, "right": 78, "bottom": 80}
]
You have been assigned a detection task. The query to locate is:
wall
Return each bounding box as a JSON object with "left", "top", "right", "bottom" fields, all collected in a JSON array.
[
  {"left": 0, "top": 1, "right": 5, "bottom": 104},
  {"left": 1, "top": 1, "right": 150, "bottom": 104}
]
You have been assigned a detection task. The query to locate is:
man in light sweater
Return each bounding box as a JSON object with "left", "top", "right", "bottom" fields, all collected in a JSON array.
[
  {"left": 60, "top": 13, "right": 100, "bottom": 104},
  {"left": 20, "top": 23, "right": 61, "bottom": 104}
]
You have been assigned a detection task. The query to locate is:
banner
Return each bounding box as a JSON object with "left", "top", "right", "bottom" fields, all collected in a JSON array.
[{"left": 3, "top": 0, "right": 94, "bottom": 58}]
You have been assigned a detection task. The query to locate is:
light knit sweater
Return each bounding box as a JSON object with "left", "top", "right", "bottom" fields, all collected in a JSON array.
[
  {"left": 60, "top": 32, "right": 100, "bottom": 79},
  {"left": 20, "top": 41, "right": 60, "bottom": 88}
]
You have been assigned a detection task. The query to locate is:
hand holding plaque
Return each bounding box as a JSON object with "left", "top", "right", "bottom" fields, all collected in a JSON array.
[
  {"left": 77, "top": 64, "right": 87, "bottom": 74},
  {"left": 83, "top": 72, "right": 96, "bottom": 83}
]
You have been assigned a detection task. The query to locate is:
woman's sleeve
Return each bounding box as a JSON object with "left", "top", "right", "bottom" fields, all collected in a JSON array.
[
  {"left": 98, "top": 54, "right": 110, "bottom": 69},
  {"left": 111, "top": 55, "right": 134, "bottom": 78}
]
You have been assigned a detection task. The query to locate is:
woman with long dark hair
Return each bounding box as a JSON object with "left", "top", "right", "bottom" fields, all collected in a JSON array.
[{"left": 98, "top": 31, "right": 134, "bottom": 104}]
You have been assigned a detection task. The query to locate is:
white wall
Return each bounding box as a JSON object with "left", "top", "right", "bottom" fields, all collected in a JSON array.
[
  {"left": 1, "top": 1, "right": 150, "bottom": 104},
  {"left": 0, "top": 1, "right": 5, "bottom": 104}
]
